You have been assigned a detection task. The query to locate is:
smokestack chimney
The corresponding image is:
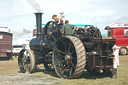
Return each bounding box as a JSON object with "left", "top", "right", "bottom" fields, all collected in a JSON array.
[{"left": 34, "top": 13, "right": 43, "bottom": 38}]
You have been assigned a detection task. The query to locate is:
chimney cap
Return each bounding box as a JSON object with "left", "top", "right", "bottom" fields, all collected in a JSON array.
[{"left": 34, "top": 12, "right": 43, "bottom": 14}]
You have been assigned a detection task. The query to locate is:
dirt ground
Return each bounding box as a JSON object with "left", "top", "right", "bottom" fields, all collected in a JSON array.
[
  {"left": 0, "top": 55, "right": 128, "bottom": 85},
  {"left": 0, "top": 74, "right": 59, "bottom": 85},
  {"left": 0, "top": 57, "right": 60, "bottom": 85}
]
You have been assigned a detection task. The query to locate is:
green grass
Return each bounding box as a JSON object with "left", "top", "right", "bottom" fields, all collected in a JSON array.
[
  {"left": 0, "top": 55, "right": 128, "bottom": 85},
  {"left": 55, "top": 55, "right": 128, "bottom": 85},
  {"left": 32, "top": 55, "right": 128, "bottom": 85}
]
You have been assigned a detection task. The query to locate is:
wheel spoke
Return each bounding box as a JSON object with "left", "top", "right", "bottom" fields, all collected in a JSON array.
[
  {"left": 24, "top": 64, "right": 30, "bottom": 71},
  {"left": 62, "top": 66, "right": 68, "bottom": 75},
  {"left": 58, "top": 60, "right": 66, "bottom": 64},
  {"left": 56, "top": 60, "right": 65, "bottom": 66},
  {"left": 69, "top": 67, "right": 73, "bottom": 76},
  {"left": 51, "top": 34, "right": 56, "bottom": 41},
  {"left": 61, "top": 39, "right": 68, "bottom": 51},
  {"left": 72, "top": 57, "right": 77, "bottom": 60},
  {"left": 26, "top": 52, "right": 29, "bottom": 58},
  {"left": 22, "top": 62, "right": 25, "bottom": 66},
  {"left": 24, "top": 64, "right": 27, "bottom": 69},
  {"left": 70, "top": 61, "right": 75, "bottom": 67},
  {"left": 23, "top": 54, "right": 26, "bottom": 58},
  {"left": 71, "top": 49, "right": 76, "bottom": 54},
  {"left": 56, "top": 48, "right": 66, "bottom": 55},
  {"left": 68, "top": 41, "right": 72, "bottom": 53}
]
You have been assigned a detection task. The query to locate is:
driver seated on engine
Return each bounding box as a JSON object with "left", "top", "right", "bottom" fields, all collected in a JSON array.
[{"left": 62, "top": 20, "right": 75, "bottom": 36}]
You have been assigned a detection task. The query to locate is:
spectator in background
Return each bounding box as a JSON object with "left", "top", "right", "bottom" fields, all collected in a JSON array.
[
  {"left": 59, "top": 12, "right": 65, "bottom": 24},
  {"left": 112, "top": 44, "right": 119, "bottom": 78},
  {"left": 62, "top": 20, "right": 74, "bottom": 36}
]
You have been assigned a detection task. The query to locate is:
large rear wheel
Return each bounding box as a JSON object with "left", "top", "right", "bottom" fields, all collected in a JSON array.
[{"left": 53, "top": 36, "right": 86, "bottom": 79}]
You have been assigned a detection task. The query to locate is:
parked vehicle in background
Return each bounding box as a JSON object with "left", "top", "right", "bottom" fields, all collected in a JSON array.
[
  {"left": 105, "top": 23, "right": 128, "bottom": 55},
  {"left": 12, "top": 45, "right": 23, "bottom": 56},
  {"left": 0, "top": 27, "right": 13, "bottom": 60}
]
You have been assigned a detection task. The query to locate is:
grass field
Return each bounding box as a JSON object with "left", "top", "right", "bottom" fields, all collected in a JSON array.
[{"left": 0, "top": 55, "right": 128, "bottom": 85}]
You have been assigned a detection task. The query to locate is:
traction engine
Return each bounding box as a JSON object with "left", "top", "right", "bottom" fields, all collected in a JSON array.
[{"left": 18, "top": 13, "right": 116, "bottom": 79}]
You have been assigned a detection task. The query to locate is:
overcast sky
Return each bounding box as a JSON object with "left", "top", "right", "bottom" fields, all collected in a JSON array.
[{"left": 0, "top": 0, "right": 128, "bottom": 40}]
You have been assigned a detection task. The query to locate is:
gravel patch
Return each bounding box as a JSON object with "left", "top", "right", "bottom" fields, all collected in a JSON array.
[{"left": 0, "top": 73, "right": 60, "bottom": 85}]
